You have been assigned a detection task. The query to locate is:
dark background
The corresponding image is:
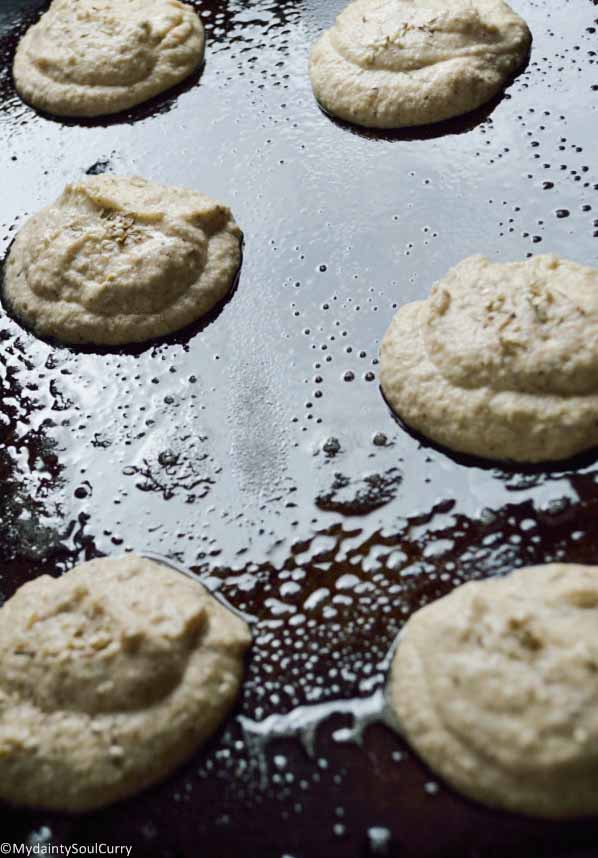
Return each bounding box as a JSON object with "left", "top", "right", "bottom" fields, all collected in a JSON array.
[{"left": 0, "top": 0, "right": 597, "bottom": 855}]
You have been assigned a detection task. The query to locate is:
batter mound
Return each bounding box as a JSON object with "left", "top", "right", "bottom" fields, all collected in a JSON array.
[
  {"left": 4, "top": 175, "right": 242, "bottom": 346},
  {"left": 0, "top": 554, "right": 251, "bottom": 811},
  {"left": 309, "top": 0, "right": 531, "bottom": 129},
  {"left": 380, "top": 254, "right": 598, "bottom": 462},
  {"left": 388, "top": 563, "right": 598, "bottom": 818},
  {"left": 14, "top": 0, "right": 205, "bottom": 117}
]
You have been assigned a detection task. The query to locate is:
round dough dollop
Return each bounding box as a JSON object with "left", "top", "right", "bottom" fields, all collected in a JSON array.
[
  {"left": 13, "top": 0, "right": 205, "bottom": 117},
  {"left": 0, "top": 555, "right": 251, "bottom": 811},
  {"left": 3, "top": 175, "right": 242, "bottom": 346},
  {"left": 380, "top": 255, "right": 598, "bottom": 462},
  {"left": 309, "top": 0, "right": 531, "bottom": 128},
  {"left": 388, "top": 563, "right": 598, "bottom": 818}
]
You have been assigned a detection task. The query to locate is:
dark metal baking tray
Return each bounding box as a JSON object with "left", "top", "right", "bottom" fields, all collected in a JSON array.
[{"left": 0, "top": 0, "right": 597, "bottom": 855}]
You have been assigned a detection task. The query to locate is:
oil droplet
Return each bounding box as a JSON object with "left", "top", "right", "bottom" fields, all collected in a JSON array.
[
  {"left": 367, "top": 826, "right": 391, "bottom": 855},
  {"left": 322, "top": 437, "right": 341, "bottom": 457}
]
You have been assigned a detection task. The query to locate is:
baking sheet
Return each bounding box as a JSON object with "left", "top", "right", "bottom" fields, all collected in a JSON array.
[{"left": 0, "top": 0, "right": 597, "bottom": 855}]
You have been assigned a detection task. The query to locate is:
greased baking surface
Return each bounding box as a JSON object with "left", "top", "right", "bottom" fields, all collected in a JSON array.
[{"left": 0, "top": 0, "right": 597, "bottom": 856}]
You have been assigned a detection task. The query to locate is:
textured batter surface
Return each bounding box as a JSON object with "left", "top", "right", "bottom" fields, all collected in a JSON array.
[
  {"left": 309, "top": 0, "right": 531, "bottom": 128},
  {"left": 0, "top": 555, "right": 251, "bottom": 811},
  {"left": 388, "top": 563, "right": 598, "bottom": 818},
  {"left": 4, "top": 175, "right": 242, "bottom": 346},
  {"left": 380, "top": 254, "right": 598, "bottom": 462},
  {"left": 13, "top": 0, "right": 205, "bottom": 118}
]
